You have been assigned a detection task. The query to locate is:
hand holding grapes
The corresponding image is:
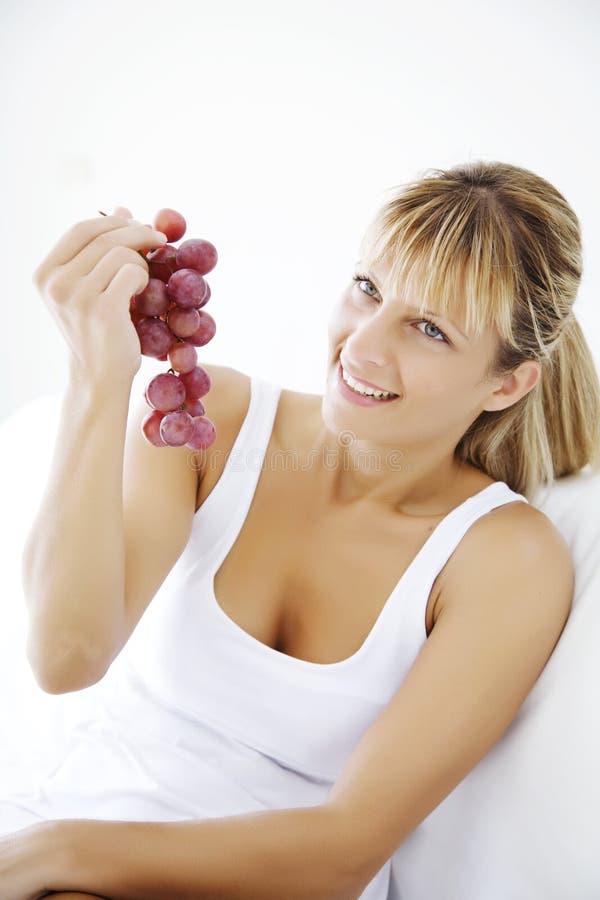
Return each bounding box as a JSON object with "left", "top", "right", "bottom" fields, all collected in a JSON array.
[
  {"left": 33, "top": 209, "right": 168, "bottom": 384},
  {"left": 33, "top": 205, "right": 218, "bottom": 451}
]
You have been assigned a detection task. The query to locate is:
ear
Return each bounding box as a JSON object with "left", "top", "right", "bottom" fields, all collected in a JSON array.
[{"left": 482, "top": 359, "right": 541, "bottom": 412}]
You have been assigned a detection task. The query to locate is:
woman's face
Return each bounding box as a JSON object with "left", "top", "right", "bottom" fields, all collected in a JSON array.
[{"left": 322, "top": 257, "right": 503, "bottom": 453}]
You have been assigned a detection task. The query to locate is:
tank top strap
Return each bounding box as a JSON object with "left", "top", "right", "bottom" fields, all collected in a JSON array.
[
  {"left": 188, "top": 374, "right": 283, "bottom": 561},
  {"left": 426, "top": 481, "right": 529, "bottom": 577},
  {"left": 425, "top": 481, "right": 530, "bottom": 578},
  {"left": 390, "top": 481, "right": 530, "bottom": 653}
]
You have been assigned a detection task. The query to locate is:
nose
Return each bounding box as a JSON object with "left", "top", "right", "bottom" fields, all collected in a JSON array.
[{"left": 344, "top": 310, "right": 396, "bottom": 372}]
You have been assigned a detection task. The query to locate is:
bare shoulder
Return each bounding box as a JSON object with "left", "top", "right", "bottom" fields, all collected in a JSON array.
[
  {"left": 437, "top": 499, "right": 574, "bottom": 630},
  {"left": 200, "top": 362, "right": 251, "bottom": 412}
]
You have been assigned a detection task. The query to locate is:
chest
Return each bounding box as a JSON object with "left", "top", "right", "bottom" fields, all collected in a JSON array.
[{"left": 197, "top": 459, "right": 446, "bottom": 665}]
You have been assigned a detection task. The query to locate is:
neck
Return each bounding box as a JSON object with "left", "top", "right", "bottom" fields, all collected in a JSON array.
[{"left": 308, "top": 422, "right": 469, "bottom": 515}]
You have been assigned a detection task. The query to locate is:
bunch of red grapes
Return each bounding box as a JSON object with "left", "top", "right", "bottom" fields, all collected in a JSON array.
[{"left": 128, "top": 208, "right": 217, "bottom": 451}]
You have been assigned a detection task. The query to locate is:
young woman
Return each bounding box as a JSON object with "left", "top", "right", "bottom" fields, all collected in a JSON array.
[{"left": 2, "top": 160, "right": 599, "bottom": 900}]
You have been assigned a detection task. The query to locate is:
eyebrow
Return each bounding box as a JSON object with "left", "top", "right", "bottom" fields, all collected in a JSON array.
[{"left": 354, "top": 264, "right": 470, "bottom": 342}]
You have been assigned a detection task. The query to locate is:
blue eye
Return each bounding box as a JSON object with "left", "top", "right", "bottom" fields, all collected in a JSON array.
[
  {"left": 353, "top": 274, "right": 378, "bottom": 297},
  {"left": 351, "top": 274, "right": 450, "bottom": 344},
  {"left": 414, "top": 320, "right": 447, "bottom": 342}
]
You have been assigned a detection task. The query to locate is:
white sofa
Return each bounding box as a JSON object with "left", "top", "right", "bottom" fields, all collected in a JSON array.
[{"left": 2, "top": 393, "right": 598, "bottom": 898}]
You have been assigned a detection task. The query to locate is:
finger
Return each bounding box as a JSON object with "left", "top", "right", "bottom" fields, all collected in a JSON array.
[
  {"left": 102, "top": 259, "right": 150, "bottom": 304},
  {"left": 112, "top": 205, "right": 133, "bottom": 218},
  {"left": 34, "top": 214, "right": 146, "bottom": 287},
  {"left": 64, "top": 222, "right": 166, "bottom": 281},
  {"left": 84, "top": 245, "right": 149, "bottom": 295}
]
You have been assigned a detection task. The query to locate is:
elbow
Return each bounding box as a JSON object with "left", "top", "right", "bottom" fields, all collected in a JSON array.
[
  {"left": 332, "top": 866, "right": 375, "bottom": 900},
  {"left": 35, "top": 666, "right": 107, "bottom": 696},
  {"left": 328, "top": 875, "right": 367, "bottom": 900},
  {"left": 26, "top": 630, "right": 110, "bottom": 694},
  {"left": 320, "top": 804, "right": 384, "bottom": 900},
  {"left": 329, "top": 884, "right": 365, "bottom": 900},
  {"left": 317, "top": 805, "right": 378, "bottom": 900}
]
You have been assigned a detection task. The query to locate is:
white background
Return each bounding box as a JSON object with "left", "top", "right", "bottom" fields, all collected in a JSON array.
[
  {"left": 1, "top": 0, "right": 599, "bottom": 424},
  {"left": 1, "top": 4, "right": 600, "bottom": 894}
]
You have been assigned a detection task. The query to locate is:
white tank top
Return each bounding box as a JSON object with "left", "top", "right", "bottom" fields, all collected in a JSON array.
[{"left": 1, "top": 373, "right": 529, "bottom": 899}]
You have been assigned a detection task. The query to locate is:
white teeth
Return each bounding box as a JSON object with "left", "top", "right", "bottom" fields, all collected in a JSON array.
[{"left": 341, "top": 366, "right": 396, "bottom": 399}]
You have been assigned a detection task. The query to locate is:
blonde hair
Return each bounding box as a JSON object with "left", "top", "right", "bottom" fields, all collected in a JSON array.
[{"left": 358, "top": 160, "right": 600, "bottom": 501}]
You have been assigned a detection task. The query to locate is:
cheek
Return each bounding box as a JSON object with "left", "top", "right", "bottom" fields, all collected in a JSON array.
[
  {"left": 403, "top": 354, "right": 461, "bottom": 398},
  {"left": 425, "top": 366, "right": 472, "bottom": 401},
  {"left": 327, "top": 298, "right": 353, "bottom": 344}
]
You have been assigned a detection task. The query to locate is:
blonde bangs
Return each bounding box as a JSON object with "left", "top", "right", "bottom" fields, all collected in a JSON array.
[{"left": 357, "top": 173, "right": 523, "bottom": 350}]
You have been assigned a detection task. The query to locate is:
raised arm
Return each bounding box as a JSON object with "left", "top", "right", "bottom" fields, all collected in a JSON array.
[{"left": 21, "top": 213, "right": 169, "bottom": 692}]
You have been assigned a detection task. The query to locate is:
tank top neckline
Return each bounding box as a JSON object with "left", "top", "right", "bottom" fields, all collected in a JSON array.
[
  {"left": 198, "top": 374, "right": 524, "bottom": 672},
  {"left": 208, "top": 480, "right": 511, "bottom": 672}
]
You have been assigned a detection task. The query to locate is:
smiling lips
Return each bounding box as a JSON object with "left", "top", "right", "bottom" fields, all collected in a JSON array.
[{"left": 340, "top": 360, "right": 398, "bottom": 397}]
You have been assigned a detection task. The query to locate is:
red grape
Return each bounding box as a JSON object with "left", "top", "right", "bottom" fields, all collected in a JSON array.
[
  {"left": 146, "top": 372, "right": 186, "bottom": 412},
  {"left": 180, "top": 364, "right": 211, "bottom": 400},
  {"left": 147, "top": 244, "right": 178, "bottom": 283},
  {"left": 154, "top": 209, "right": 186, "bottom": 243},
  {"left": 168, "top": 341, "right": 198, "bottom": 374},
  {"left": 160, "top": 409, "right": 194, "bottom": 446},
  {"left": 175, "top": 238, "right": 218, "bottom": 275},
  {"left": 135, "top": 317, "right": 176, "bottom": 358},
  {"left": 184, "top": 398, "right": 205, "bottom": 417},
  {"left": 129, "top": 298, "right": 145, "bottom": 327},
  {"left": 149, "top": 262, "right": 174, "bottom": 283},
  {"left": 142, "top": 410, "right": 168, "bottom": 447},
  {"left": 186, "top": 416, "right": 217, "bottom": 450},
  {"left": 167, "top": 269, "right": 208, "bottom": 309},
  {"left": 187, "top": 310, "right": 216, "bottom": 347},
  {"left": 135, "top": 278, "right": 170, "bottom": 317},
  {"left": 129, "top": 207, "right": 218, "bottom": 449},
  {"left": 167, "top": 306, "right": 201, "bottom": 338}
]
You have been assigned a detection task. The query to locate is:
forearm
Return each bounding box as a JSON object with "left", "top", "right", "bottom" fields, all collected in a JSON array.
[
  {"left": 21, "top": 370, "right": 132, "bottom": 690},
  {"left": 49, "top": 805, "right": 361, "bottom": 900}
]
